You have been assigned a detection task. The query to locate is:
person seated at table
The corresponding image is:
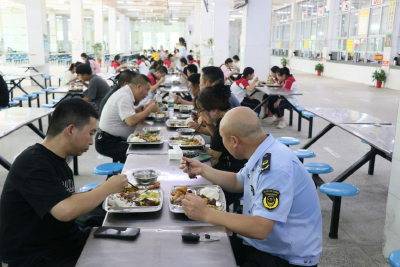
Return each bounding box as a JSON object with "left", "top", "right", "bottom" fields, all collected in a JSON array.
[
  {"left": 142, "top": 55, "right": 151, "bottom": 68},
  {"left": 134, "top": 55, "right": 149, "bottom": 75},
  {"left": 268, "top": 66, "right": 280, "bottom": 84},
  {"left": 81, "top": 53, "right": 96, "bottom": 75},
  {"left": 268, "top": 67, "right": 299, "bottom": 129},
  {"left": 76, "top": 64, "right": 110, "bottom": 112},
  {"left": 150, "top": 50, "right": 160, "bottom": 61},
  {"left": 0, "top": 98, "right": 129, "bottom": 267},
  {"left": 110, "top": 55, "right": 127, "bottom": 73},
  {"left": 178, "top": 63, "right": 198, "bottom": 82},
  {"left": 179, "top": 107, "right": 322, "bottom": 267},
  {"left": 174, "top": 73, "right": 201, "bottom": 105},
  {"left": 232, "top": 55, "right": 240, "bottom": 73},
  {"left": 149, "top": 60, "right": 164, "bottom": 74},
  {"left": 220, "top": 58, "right": 239, "bottom": 84},
  {"left": 187, "top": 55, "right": 199, "bottom": 70},
  {"left": 0, "top": 75, "right": 8, "bottom": 108},
  {"left": 177, "top": 58, "right": 188, "bottom": 75},
  {"left": 99, "top": 70, "right": 137, "bottom": 117},
  {"left": 260, "top": 66, "right": 281, "bottom": 120},
  {"left": 61, "top": 62, "right": 82, "bottom": 86},
  {"left": 164, "top": 54, "right": 174, "bottom": 68},
  {"left": 194, "top": 85, "right": 247, "bottom": 208},
  {"left": 96, "top": 75, "right": 159, "bottom": 163},
  {"left": 140, "top": 49, "right": 147, "bottom": 56},
  {"left": 230, "top": 67, "right": 261, "bottom": 115},
  {"left": 139, "top": 66, "right": 168, "bottom": 106}
]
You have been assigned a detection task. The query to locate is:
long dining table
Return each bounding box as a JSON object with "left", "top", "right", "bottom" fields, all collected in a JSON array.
[{"left": 76, "top": 112, "right": 237, "bottom": 267}]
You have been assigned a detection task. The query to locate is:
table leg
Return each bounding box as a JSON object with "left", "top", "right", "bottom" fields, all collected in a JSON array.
[
  {"left": 30, "top": 76, "right": 45, "bottom": 89},
  {"left": 301, "top": 123, "right": 335, "bottom": 149},
  {"left": 329, "top": 196, "right": 342, "bottom": 239},
  {"left": 0, "top": 155, "right": 12, "bottom": 170},
  {"left": 368, "top": 153, "right": 376, "bottom": 175},
  {"left": 27, "top": 123, "right": 45, "bottom": 139},
  {"left": 32, "top": 67, "right": 39, "bottom": 73},
  {"left": 13, "top": 79, "right": 29, "bottom": 95},
  {"left": 253, "top": 95, "right": 271, "bottom": 112}
]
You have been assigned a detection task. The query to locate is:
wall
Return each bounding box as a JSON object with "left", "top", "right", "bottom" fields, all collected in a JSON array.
[
  {"left": 229, "top": 20, "right": 241, "bottom": 58},
  {"left": 2, "top": 12, "right": 27, "bottom": 52},
  {"left": 387, "top": 68, "right": 400, "bottom": 91}
]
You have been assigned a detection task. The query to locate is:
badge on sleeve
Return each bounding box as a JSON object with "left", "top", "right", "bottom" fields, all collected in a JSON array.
[
  {"left": 250, "top": 185, "right": 255, "bottom": 196},
  {"left": 261, "top": 153, "right": 271, "bottom": 173},
  {"left": 262, "top": 189, "right": 280, "bottom": 211}
]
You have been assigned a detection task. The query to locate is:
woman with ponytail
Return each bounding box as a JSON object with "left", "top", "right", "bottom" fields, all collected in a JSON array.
[
  {"left": 230, "top": 67, "right": 261, "bottom": 114},
  {"left": 194, "top": 85, "right": 247, "bottom": 208},
  {"left": 178, "top": 37, "right": 187, "bottom": 59}
]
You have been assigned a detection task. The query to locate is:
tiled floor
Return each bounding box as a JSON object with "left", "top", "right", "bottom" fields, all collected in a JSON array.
[{"left": 0, "top": 65, "right": 398, "bottom": 266}]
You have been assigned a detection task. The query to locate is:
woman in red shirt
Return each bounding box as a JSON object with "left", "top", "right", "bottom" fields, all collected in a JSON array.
[
  {"left": 230, "top": 67, "right": 261, "bottom": 114},
  {"left": 110, "top": 55, "right": 127, "bottom": 73}
]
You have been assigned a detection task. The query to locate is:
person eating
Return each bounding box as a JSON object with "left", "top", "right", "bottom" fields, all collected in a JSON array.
[
  {"left": 187, "top": 55, "right": 199, "bottom": 70},
  {"left": 135, "top": 55, "right": 149, "bottom": 75},
  {"left": 174, "top": 73, "right": 200, "bottom": 105},
  {"left": 110, "top": 55, "right": 127, "bottom": 73},
  {"left": 220, "top": 58, "right": 239, "bottom": 83},
  {"left": 139, "top": 66, "right": 168, "bottom": 106},
  {"left": 149, "top": 60, "right": 164, "bottom": 74},
  {"left": 179, "top": 107, "right": 322, "bottom": 267},
  {"left": 232, "top": 55, "right": 241, "bottom": 72}
]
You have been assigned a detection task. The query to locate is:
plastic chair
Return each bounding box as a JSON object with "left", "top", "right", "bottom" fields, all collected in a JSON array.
[
  {"left": 8, "top": 101, "right": 19, "bottom": 107},
  {"left": 41, "top": 75, "right": 53, "bottom": 88},
  {"left": 389, "top": 249, "right": 400, "bottom": 267},
  {"left": 277, "top": 137, "right": 300, "bottom": 147},
  {"left": 93, "top": 163, "right": 124, "bottom": 177},
  {"left": 57, "top": 76, "right": 63, "bottom": 86},
  {"left": 304, "top": 162, "right": 333, "bottom": 188},
  {"left": 22, "top": 94, "right": 38, "bottom": 107},
  {"left": 78, "top": 182, "right": 101, "bottom": 193},
  {"left": 301, "top": 111, "right": 317, "bottom": 138},
  {"left": 13, "top": 97, "right": 28, "bottom": 107},
  {"left": 51, "top": 99, "right": 60, "bottom": 104},
  {"left": 320, "top": 182, "right": 359, "bottom": 239},
  {"left": 292, "top": 149, "right": 316, "bottom": 163}
]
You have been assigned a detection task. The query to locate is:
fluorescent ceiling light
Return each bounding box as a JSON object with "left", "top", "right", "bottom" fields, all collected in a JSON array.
[
  {"left": 54, "top": 7, "right": 68, "bottom": 10},
  {"left": 169, "top": 2, "right": 182, "bottom": 5},
  {"left": 229, "top": 19, "right": 235, "bottom": 21},
  {"left": 231, "top": 15, "right": 242, "bottom": 17},
  {"left": 128, "top": 8, "right": 140, "bottom": 10},
  {"left": 82, "top": 1, "right": 92, "bottom": 3},
  {"left": 239, "top": 11, "right": 243, "bottom": 13},
  {"left": 140, "top": 20, "right": 146, "bottom": 22},
  {"left": 169, "top": 20, "right": 178, "bottom": 23},
  {"left": 117, "top": 1, "right": 124, "bottom": 3},
  {"left": 172, "top": 17, "right": 179, "bottom": 20},
  {"left": 84, "top": 16, "right": 92, "bottom": 19},
  {"left": 57, "top": 0, "right": 65, "bottom": 3},
  {"left": 56, "top": 15, "right": 62, "bottom": 17},
  {"left": 127, "top": 1, "right": 134, "bottom": 3}
]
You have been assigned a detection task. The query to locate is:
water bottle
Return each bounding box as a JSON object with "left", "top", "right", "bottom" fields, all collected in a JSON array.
[
  {"left": 156, "top": 92, "right": 162, "bottom": 110},
  {"left": 168, "top": 93, "right": 175, "bottom": 117}
]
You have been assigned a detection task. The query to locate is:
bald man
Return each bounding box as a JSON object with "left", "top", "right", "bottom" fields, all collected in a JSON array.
[{"left": 180, "top": 107, "right": 322, "bottom": 267}]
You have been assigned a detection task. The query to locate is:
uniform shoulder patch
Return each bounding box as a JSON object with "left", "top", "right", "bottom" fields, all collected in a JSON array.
[
  {"left": 261, "top": 153, "right": 271, "bottom": 173},
  {"left": 262, "top": 189, "right": 280, "bottom": 211}
]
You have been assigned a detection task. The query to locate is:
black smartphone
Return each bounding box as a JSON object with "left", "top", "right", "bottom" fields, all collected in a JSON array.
[
  {"left": 192, "top": 154, "right": 213, "bottom": 162},
  {"left": 93, "top": 227, "right": 140, "bottom": 240}
]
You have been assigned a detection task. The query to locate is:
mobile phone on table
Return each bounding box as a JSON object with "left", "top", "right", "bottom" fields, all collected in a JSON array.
[
  {"left": 192, "top": 154, "right": 213, "bottom": 162},
  {"left": 93, "top": 227, "right": 140, "bottom": 240}
]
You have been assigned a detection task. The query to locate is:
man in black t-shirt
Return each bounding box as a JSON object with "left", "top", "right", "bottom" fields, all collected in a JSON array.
[
  {"left": 0, "top": 75, "right": 9, "bottom": 108},
  {"left": 0, "top": 98, "right": 128, "bottom": 267}
]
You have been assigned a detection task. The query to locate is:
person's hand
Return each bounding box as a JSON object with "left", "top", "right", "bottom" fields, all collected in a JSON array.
[
  {"left": 191, "top": 112, "right": 199, "bottom": 122},
  {"left": 159, "top": 76, "right": 166, "bottom": 84},
  {"left": 179, "top": 157, "right": 204, "bottom": 176},
  {"left": 123, "top": 64, "right": 128, "bottom": 68},
  {"left": 254, "top": 77, "right": 259, "bottom": 83},
  {"left": 273, "top": 99, "right": 281, "bottom": 109},
  {"left": 187, "top": 121, "right": 199, "bottom": 129},
  {"left": 174, "top": 94, "right": 181, "bottom": 104},
  {"left": 182, "top": 194, "right": 210, "bottom": 221},
  {"left": 105, "top": 174, "right": 129, "bottom": 194},
  {"left": 198, "top": 113, "right": 212, "bottom": 125},
  {"left": 135, "top": 105, "right": 145, "bottom": 113},
  {"left": 147, "top": 101, "right": 159, "bottom": 113}
]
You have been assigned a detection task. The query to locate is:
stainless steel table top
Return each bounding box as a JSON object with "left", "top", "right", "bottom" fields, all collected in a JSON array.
[
  {"left": 104, "top": 154, "right": 213, "bottom": 228},
  {"left": 76, "top": 226, "right": 236, "bottom": 267},
  {"left": 256, "top": 86, "right": 303, "bottom": 96},
  {"left": 51, "top": 86, "right": 86, "bottom": 94},
  {"left": 3, "top": 72, "right": 45, "bottom": 81},
  {"left": 338, "top": 124, "right": 395, "bottom": 155},
  {"left": 0, "top": 108, "right": 53, "bottom": 138},
  {"left": 305, "top": 107, "right": 392, "bottom": 125}
]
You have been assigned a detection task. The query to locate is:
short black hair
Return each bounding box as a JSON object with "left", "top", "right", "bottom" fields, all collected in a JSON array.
[
  {"left": 114, "top": 55, "right": 121, "bottom": 61},
  {"left": 271, "top": 66, "right": 280, "bottom": 73},
  {"left": 225, "top": 58, "right": 233, "bottom": 64},
  {"left": 81, "top": 53, "right": 88, "bottom": 58},
  {"left": 188, "top": 73, "right": 200, "bottom": 88},
  {"left": 180, "top": 58, "right": 188, "bottom": 65},
  {"left": 130, "top": 74, "right": 152, "bottom": 86},
  {"left": 68, "top": 63, "right": 75, "bottom": 71},
  {"left": 76, "top": 64, "right": 92, "bottom": 75},
  {"left": 156, "top": 66, "right": 168, "bottom": 74},
  {"left": 118, "top": 70, "right": 137, "bottom": 87},
  {"left": 233, "top": 55, "right": 240, "bottom": 61},
  {"left": 187, "top": 55, "right": 194, "bottom": 61},
  {"left": 167, "top": 54, "right": 173, "bottom": 59},
  {"left": 187, "top": 64, "right": 198, "bottom": 74},
  {"left": 201, "top": 66, "right": 224, "bottom": 84},
  {"left": 47, "top": 98, "right": 98, "bottom": 137}
]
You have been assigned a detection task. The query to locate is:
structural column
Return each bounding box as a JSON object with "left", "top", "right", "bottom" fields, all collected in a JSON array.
[
  {"left": 108, "top": 8, "right": 117, "bottom": 55},
  {"left": 240, "top": 0, "right": 272, "bottom": 81},
  {"left": 70, "top": 0, "right": 84, "bottom": 62},
  {"left": 131, "top": 20, "right": 136, "bottom": 52},
  {"left": 213, "top": 0, "right": 229, "bottom": 66},
  {"left": 0, "top": 12, "right": 4, "bottom": 64},
  {"left": 25, "top": 0, "right": 49, "bottom": 84},
  {"left": 119, "top": 14, "right": 126, "bottom": 54},
  {"left": 62, "top": 16, "right": 70, "bottom": 53},
  {"left": 193, "top": 3, "right": 201, "bottom": 61},
  {"left": 125, "top": 17, "right": 131, "bottom": 54},
  {"left": 48, "top": 13, "right": 58, "bottom": 53},
  {"left": 200, "top": 0, "right": 213, "bottom": 66},
  {"left": 94, "top": 0, "right": 104, "bottom": 45}
]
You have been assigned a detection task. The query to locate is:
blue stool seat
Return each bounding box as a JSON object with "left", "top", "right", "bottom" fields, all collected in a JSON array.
[
  {"left": 9, "top": 101, "right": 18, "bottom": 105},
  {"left": 51, "top": 99, "right": 60, "bottom": 104},
  {"left": 302, "top": 111, "right": 316, "bottom": 118},
  {"left": 23, "top": 94, "right": 36, "bottom": 98},
  {"left": 41, "top": 75, "right": 53, "bottom": 79},
  {"left": 0, "top": 106, "right": 8, "bottom": 110},
  {"left": 42, "top": 104, "right": 54, "bottom": 108},
  {"left": 78, "top": 182, "right": 100, "bottom": 192},
  {"left": 361, "top": 139, "right": 367, "bottom": 144},
  {"left": 47, "top": 87, "right": 58, "bottom": 90},
  {"left": 93, "top": 163, "right": 124, "bottom": 176},
  {"left": 42, "top": 88, "right": 54, "bottom": 92},
  {"left": 277, "top": 137, "right": 301, "bottom": 146},
  {"left": 389, "top": 249, "right": 400, "bottom": 267},
  {"left": 304, "top": 162, "right": 333, "bottom": 174},
  {"left": 32, "top": 91, "right": 44, "bottom": 95},
  {"left": 57, "top": 76, "right": 63, "bottom": 80},
  {"left": 320, "top": 182, "right": 359, "bottom": 197},
  {"left": 13, "top": 97, "right": 28, "bottom": 101},
  {"left": 294, "top": 106, "right": 305, "bottom": 112},
  {"left": 293, "top": 149, "right": 316, "bottom": 159}
]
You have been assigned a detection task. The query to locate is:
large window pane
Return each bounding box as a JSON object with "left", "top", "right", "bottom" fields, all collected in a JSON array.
[
  {"left": 351, "top": 0, "right": 360, "bottom": 10},
  {"left": 300, "top": 21, "right": 305, "bottom": 39},
  {"left": 317, "top": 18, "right": 324, "bottom": 38},
  {"left": 375, "top": 37, "right": 383, "bottom": 51},
  {"left": 156, "top": 32, "right": 165, "bottom": 50},
  {"left": 341, "top": 14, "right": 349, "bottom": 37},
  {"left": 380, "top": 6, "right": 389, "bottom": 35},
  {"left": 349, "top": 12, "right": 359, "bottom": 37},
  {"left": 360, "top": 0, "right": 371, "bottom": 9},
  {"left": 334, "top": 15, "right": 341, "bottom": 38},
  {"left": 305, "top": 20, "right": 311, "bottom": 39},
  {"left": 311, "top": 19, "right": 317, "bottom": 39},
  {"left": 353, "top": 39, "right": 360, "bottom": 51},
  {"left": 369, "top": 8, "right": 381, "bottom": 35},
  {"left": 368, "top": 37, "right": 375, "bottom": 51},
  {"left": 284, "top": 24, "right": 290, "bottom": 40},
  {"left": 296, "top": 22, "right": 302, "bottom": 40},
  {"left": 307, "top": 2, "right": 314, "bottom": 18},
  {"left": 169, "top": 32, "right": 179, "bottom": 51},
  {"left": 360, "top": 38, "right": 367, "bottom": 51},
  {"left": 143, "top": 32, "right": 152, "bottom": 50},
  {"left": 298, "top": 3, "right": 307, "bottom": 20}
]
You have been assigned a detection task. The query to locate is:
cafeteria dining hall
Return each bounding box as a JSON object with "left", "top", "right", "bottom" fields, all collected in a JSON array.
[{"left": 1, "top": 0, "right": 400, "bottom": 266}]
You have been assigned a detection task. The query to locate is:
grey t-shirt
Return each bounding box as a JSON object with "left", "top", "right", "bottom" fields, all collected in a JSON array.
[{"left": 83, "top": 75, "right": 110, "bottom": 110}]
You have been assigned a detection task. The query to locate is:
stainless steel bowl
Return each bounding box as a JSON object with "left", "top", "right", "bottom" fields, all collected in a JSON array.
[
  {"left": 172, "top": 81, "right": 180, "bottom": 85},
  {"left": 143, "top": 127, "right": 161, "bottom": 134},
  {"left": 179, "top": 108, "right": 192, "bottom": 113},
  {"left": 154, "top": 114, "right": 167, "bottom": 122},
  {"left": 176, "top": 114, "right": 190, "bottom": 119},
  {"left": 176, "top": 128, "right": 195, "bottom": 135},
  {"left": 132, "top": 169, "right": 159, "bottom": 185}
]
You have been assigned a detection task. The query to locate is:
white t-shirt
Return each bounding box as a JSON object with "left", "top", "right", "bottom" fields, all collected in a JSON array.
[
  {"left": 230, "top": 77, "right": 251, "bottom": 103},
  {"left": 61, "top": 70, "right": 75, "bottom": 86},
  {"left": 179, "top": 46, "right": 187, "bottom": 59},
  {"left": 139, "top": 62, "right": 149, "bottom": 75},
  {"left": 99, "top": 85, "right": 137, "bottom": 139}
]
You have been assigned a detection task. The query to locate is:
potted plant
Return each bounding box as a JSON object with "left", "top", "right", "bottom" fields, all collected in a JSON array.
[
  {"left": 372, "top": 69, "right": 386, "bottom": 88},
  {"left": 281, "top": 58, "right": 289, "bottom": 67},
  {"left": 315, "top": 63, "right": 324, "bottom": 76},
  {"left": 92, "top": 42, "right": 103, "bottom": 64}
]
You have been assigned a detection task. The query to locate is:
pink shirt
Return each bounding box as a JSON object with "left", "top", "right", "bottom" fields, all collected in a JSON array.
[{"left": 220, "top": 65, "right": 231, "bottom": 81}]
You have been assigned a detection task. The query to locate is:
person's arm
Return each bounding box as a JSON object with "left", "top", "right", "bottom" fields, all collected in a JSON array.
[
  {"left": 82, "top": 96, "right": 92, "bottom": 102},
  {"left": 50, "top": 174, "right": 128, "bottom": 222},
  {"left": 245, "top": 77, "right": 259, "bottom": 93},
  {"left": 187, "top": 121, "right": 212, "bottom": 136},
  {"left": 150, "top": 76, "right": 166, "bottom": 92},
  {"left": 115, "top": 64, "right": 127, "bottom": 72},
  {"left": 174, "top": 95, "right": 192, "bottom": 105},
  {"left": 179, "top": 70, "right": 188, "bottom": 81},
  {"left": 124, "top": 101, "right": 159, "bottom": 127}
]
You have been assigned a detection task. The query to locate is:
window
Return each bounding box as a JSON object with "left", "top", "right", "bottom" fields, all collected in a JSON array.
[
  {"left": 156, "top": 32, "right": 165, "bottom": 50},
  {"left": 142, "top": 32, "right": 152, "bottom": 50},
  {"left": 169, "top": 32, "right": 179, "bottom": 51},
  {"left": 272, "top": 6, "right": 291, "bottom": 56}
]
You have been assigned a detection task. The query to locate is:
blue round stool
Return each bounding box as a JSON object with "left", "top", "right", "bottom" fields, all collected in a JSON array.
[
  {"left": 9, "top": 101, "right": 18, "bottom": 106},
  {"left": 78, "top": 182, "right": 101, "bottom": 192},
  {"left": 320, "top": 182, "right": 359, "bottom": 239},
  {"left": 294, "top": 105, "right": 305, "bottom": 112},
  {"left": 293, "top": 149, "right": 316, "bottom": 163},
  {"left": 42, "top": 104, "right": 54, "bottom": 108},
  {"left": 13, "top": 97, "right": 28, "bottom": 107},
  {"left": 277, "top": 137, "right": 300, "bottom": 147},
  {"left": 301, "top": 111, "right": 316, "bottom": 138},
  {"left": 23, "top": 94, "right": 37, "bottom": 107},
  {"left": 0, "top": 106, "right": 8, "bottom": 110},
  {"left": 389, "top": 249, "right": 400, "bottom": 267},
  {"left": 51, "top": 99, "right": 60, "bottom": 104},
  {"left": 304, "top": 162, "right": 333, "bottom": 189},
  {"left": 32, "top": 91, "right": 44, "bottom": 95},
  {"left": 93, "top": 163, "right": 124, "bottom": 177}
]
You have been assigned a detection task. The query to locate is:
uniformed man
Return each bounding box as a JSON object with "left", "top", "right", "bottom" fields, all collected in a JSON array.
[{"left": 180, "top": 107, "right": 322, "bottom": 267}]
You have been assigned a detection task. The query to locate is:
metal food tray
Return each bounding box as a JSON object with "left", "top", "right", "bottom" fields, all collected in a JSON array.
[
  {"left": 267, "top": 84, "right": 282, "bottom": 88},
  {"left": 174, "top": 105, "right": 193, "bottom": 110},
  {"left": 166, "top": 119, "right": 188, "bottom": 128},
  {"left": 169, "top": 184, "right": 226, "bottom": 213},
  {"left": 168, "top": 135, "right": 205, "bottom": 148},
  {"left": 105, "top": 189, "right": 164, "bottom": 213},
  {"left": 127, "top": 133, "right": 164, "bottom": 145},
  {"left": 148, "top": 112, "right": 168, "bottom": 118}
]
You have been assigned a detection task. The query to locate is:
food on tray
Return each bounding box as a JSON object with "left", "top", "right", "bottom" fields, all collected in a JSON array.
[
  {"left": 148, "top": 181, "right": 160, "bottom": 190},
  {"left": 200, "top": 187, "right": 220, "bottom": 201},
  {"left": 169, "top": 121, "right": 186, "bottom": 127},
  {"left": 170, "top": 186, "right": 222, "bottom": 210},
  {"left": 185, "top": 117, "right": 194, "bottom": 124},
  {"left": 170, "top": 136, "right": 202, "bottom": 146},
  {"left": 130, "top": 133, "right": 162, "bottom": 142},
  {"left": 150, "top": 111, "right": 167, "bottom": 116},
  {"left": 108, "top": 183, "right": 162, "bottom": 208},
  {"left": 174, "top": 104, "right": 184, "bottom": 109},
  {"left": 135, "top": 198, "right": 160, "bottom": 206},
  {"left": 186, "top": 162, "right": 197, "bottom": 179}
]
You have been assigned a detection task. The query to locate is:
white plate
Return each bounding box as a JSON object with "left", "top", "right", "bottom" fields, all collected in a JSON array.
[
  {"left": 168, "top": 135, "right": 205, "bottom": 148},
  {"left": 169, "top": 185, "right": 226, "bottom": 213},
  {"left": 174, "top": 104, "right": 193, "bottom": 110},
  {"left": 127, "top": 133, "right": 164, "bottom": 145},
  {"left": 105, "top": 189, "right": 163, "bottom": 213},
  {"left": 166, "top": 119, "right": 188, "bottom": 128}
]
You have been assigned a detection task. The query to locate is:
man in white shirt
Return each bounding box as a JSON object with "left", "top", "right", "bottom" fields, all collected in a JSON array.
[{"left": 95, "top": 74, "right": 159, "bottom": 162}]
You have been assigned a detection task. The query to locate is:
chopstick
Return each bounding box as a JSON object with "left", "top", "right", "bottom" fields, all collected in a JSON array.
[
  {"left": 190, "top": 124, "right": 202, "bottom": 140},
  {"left": 111, "top": 171, "right": 135, "bottom": 187}
]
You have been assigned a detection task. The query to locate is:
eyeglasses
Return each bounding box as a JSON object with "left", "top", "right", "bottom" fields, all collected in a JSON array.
[{"left": 197, "top": 109, "right": 207, "bottom": 114}]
